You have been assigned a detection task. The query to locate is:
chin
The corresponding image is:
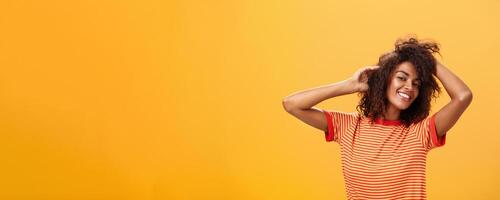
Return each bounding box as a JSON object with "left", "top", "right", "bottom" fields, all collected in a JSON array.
[
  {"left": 398, "top": 103, "right": 414, "bottom": 110},
  {"left": 389, "top": 100, "right": 413, "bottom": 111},
  {"left": 394, "top": 106, "right": 408, "bottom": 111},
  {"left": 400, "top": 106, "right": 410, "bottom": 110}
]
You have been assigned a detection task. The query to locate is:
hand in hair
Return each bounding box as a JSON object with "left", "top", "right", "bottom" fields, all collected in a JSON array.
[{"left": 351, "top": 66, "right": 380, "bottom": 92}]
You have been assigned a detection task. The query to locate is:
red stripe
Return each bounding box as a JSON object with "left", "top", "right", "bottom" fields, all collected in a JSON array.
[
  {"left": 323, "top": 111, "right": 334, "bottom": 142},
  {"left": 322, "top": 111, "right": 446, "bottom": 200},
  {"left": 430, "top": 113, "right": 446, "bottom": 147}
]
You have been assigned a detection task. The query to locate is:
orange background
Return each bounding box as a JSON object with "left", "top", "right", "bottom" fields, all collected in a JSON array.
[{"left": 1, "top": 0, "right": 499, "bottom": 199}]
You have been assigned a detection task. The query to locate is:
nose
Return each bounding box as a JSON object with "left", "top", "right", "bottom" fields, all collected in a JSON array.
[{"left": 404, "top": 81, "right": 415, "bottom": 91}]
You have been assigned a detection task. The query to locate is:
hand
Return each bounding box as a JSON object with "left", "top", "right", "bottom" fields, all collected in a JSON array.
[{"left": 350, "top": 65, "right": 380, "bottom": 92}]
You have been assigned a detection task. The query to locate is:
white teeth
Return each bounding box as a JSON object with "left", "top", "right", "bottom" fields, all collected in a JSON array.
[{"left": 398, "top": 92, "right": 410, "bottom": 99}]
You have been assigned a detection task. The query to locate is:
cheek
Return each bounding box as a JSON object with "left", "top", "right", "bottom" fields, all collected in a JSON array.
[
  {"left": 389, "top": 82, "right": 399, "bottom": 92},
  {"left": 389, "top": 79, "right": 403, "bottom": 88},
  {"left": 386, "top": 86, "right": 394, "bottom": 94},
  {"left": 411, "top": 91, "right": 419, "bottom": 102}
]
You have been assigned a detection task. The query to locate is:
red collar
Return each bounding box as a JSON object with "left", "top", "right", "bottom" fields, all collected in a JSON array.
[{"left": 374, "top": 118, "right": 402, "bottom": 126}]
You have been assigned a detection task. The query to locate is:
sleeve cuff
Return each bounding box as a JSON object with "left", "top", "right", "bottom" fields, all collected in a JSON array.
[
  {"left": 323, "top": 110, "right": 335, "bottom": 142},
  {"left": 429, "top": 114, "right": 446, "bottom": 147}
]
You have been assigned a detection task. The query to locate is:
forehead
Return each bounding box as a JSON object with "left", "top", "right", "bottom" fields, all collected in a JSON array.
[{"left": 393, "top": 61, "right": 418, "bottom": 78}]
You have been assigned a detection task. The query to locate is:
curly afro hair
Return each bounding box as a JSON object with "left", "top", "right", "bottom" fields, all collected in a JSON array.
[{"left": 356, "top": 37, "right": 442, "bottom": 127}]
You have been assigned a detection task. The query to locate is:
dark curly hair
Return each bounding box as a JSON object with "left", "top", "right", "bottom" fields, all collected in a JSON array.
[{"left": 356, "top": 36, "right": 442, "bottom": 127}]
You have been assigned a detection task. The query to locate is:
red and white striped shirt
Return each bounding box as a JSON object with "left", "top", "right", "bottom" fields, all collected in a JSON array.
[{"left": 323, "top": 110, "right": 446, "bottom": 200}]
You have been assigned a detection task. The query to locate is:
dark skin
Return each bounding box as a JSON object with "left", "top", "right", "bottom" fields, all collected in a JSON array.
[
  {"left": 432, "top": 61, "right": 472, "bottom": 137},
  {"left": 282, "top": 61, "right": 472, "bottom": 137}
]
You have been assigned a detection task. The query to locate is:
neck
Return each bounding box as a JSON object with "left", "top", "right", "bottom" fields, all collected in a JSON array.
[{"left": 384, "top": 105, "right": 400, "bottom": 121}]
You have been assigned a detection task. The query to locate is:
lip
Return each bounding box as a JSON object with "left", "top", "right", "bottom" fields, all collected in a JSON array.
[{"left": 397, "top": 91, "right": 412, "bottom": 102}]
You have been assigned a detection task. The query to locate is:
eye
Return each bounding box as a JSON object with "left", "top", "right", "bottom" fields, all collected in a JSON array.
[{"left": 397, "top": 76, "right": 406, "bottom": 81}]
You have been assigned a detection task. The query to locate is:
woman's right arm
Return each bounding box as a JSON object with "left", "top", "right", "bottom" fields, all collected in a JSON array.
[{"left": 282, "top": 66, "right": 379, "bottom": 132}]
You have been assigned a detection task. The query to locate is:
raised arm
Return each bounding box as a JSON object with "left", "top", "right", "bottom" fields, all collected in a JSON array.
[
  {"left": 433, "top": 61, "right": 473, "bottom": 137},
  {"left": 282, "top": 66, "right": 379, "bottom": 131}
]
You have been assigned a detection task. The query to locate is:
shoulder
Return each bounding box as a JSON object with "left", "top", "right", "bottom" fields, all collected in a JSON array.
[
  {"left": 324, "top": 110, "right": 360, "bottom": 118},
  {"left": 323, "top": 110, "right": 363, "bottom": 125},
  {"left": 408, "top": 115, "right": 432, "bottom": 132}
]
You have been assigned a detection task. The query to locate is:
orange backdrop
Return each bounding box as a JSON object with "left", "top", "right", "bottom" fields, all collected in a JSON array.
[{"left": 1, "top": 0, "right": 499, "bottom": 199}]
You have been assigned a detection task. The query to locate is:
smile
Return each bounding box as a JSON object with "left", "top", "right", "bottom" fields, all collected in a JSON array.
[{"left": 397, "top": 91, "right": 411, "bottom": 101}]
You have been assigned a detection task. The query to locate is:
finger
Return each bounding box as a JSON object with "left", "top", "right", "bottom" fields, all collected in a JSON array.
[{"left": 364, "top": 66, "right": 380, "bottom": 72}]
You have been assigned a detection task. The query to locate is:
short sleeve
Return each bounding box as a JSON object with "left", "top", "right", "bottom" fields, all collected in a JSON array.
[
  {"left": 322, "top": 110, "right": 359, "bottom": 143},
  {"left": 411, "top": 113, "right": 447, "bottom": 151}
]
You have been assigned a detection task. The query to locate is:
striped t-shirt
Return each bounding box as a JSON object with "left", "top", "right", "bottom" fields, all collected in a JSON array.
[{"left": 322, "top": 110, "right": 446, "bottom": 200}]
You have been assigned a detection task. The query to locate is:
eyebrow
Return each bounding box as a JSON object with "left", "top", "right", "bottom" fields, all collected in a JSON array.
[
  {"left": 396, "top": 71, "right": 409, "bottom": 76},
  {"left": 396, "top": 71, "right": 421, "bottom": 82}
]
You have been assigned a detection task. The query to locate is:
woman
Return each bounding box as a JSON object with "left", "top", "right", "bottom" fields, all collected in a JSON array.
[{"left": 282, "top": 37, "right": 472, "bottom": 200}]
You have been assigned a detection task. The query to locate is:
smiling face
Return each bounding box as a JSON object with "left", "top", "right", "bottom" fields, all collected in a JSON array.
[{"left": 386, "top": 61, "right": 421, "bottom": 115}]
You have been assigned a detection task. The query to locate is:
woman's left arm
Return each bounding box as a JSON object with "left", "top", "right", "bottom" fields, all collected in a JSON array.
[{"left": 433, "top": 61, "right": 473, "bottom": 137}]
